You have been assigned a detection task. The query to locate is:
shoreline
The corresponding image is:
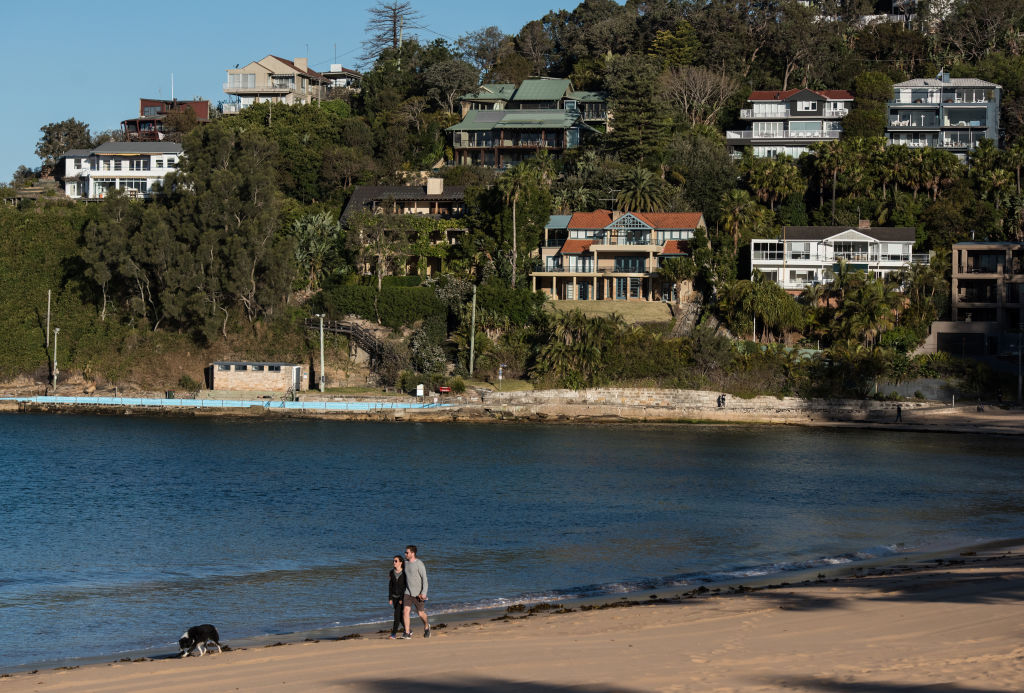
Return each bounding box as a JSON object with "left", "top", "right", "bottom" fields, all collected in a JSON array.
[
  {"left": 2, "top": 387, "right": 1023, "bottom": 435},
  {"left": 6, "top": 537, "right": 1022, "bottom": 680}
]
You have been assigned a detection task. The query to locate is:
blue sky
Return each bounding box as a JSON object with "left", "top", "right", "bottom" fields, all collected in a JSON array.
[{"left": 2, "top": 0, "right": 585, "bottom": 181}]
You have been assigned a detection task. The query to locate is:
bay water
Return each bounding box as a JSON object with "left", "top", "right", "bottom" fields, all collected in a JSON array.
[{"left": 1, "top": 413, "right": 1022, "bottom": 670}]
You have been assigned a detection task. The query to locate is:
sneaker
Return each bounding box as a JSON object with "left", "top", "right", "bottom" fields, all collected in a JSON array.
[
  {"left": 423, "top": 628, "right": 430, "bottom": 639},
  {"left": 388, "top": 633, "right": 397, "bottom": 640},
  {"left": 400, "top": 632, "right": 412, "bottom": 639}
]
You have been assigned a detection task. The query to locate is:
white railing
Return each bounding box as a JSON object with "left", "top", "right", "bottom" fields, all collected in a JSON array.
[
  {"left": 726, "top": 130, "right": 841, "bottom": 140},
  {"left": 222, "top": 83, "right": 293, "bottom": 93},
  {"left": 741, "top": 108, "right": 848, "bottom": 119}
]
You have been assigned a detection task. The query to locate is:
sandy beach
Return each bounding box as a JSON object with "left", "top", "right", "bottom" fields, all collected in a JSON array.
[{"left": 6, "top": 545, "right": 1023, "bottom": 692}]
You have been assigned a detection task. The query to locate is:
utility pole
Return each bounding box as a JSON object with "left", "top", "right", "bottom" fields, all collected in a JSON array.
[
  {"left": 46, "top": 290, "right": 51, "bottom": 347},
  {"left": 315, "top": 314, "right": 326, "bottom": 393},
  {"left": 469, "top": 285, "right": 477, "bottom": 376},
  {"left": 51, "top": 327, "right": 60, "bottom": 390}
]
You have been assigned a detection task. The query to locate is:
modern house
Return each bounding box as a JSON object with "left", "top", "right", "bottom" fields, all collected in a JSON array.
[
  {"left": 886, "top": 72, "right": 1001, "bottom": 158},
  {"left": 205, "top": 361, "right": 307, "bottom": 391},
  {"left": 340, "top": 178, "right": 467, "bottom": 276},
  {"left": 447, "top": 78, "right": 607, "bottom": 167},
  {"left": 750, "top": 223, "right": 927, "bottom": 293},
  {"left": 919, "top": 242, "right": 1024, "bottom": 357},
  {"left": 121, "top": 98, "right": 210, "bottom": 141},
  {"left": 57, "top": 142, "right": 183, "bottom": 200},
  {"left": 322, "top": 64, "right": 361, "bottom": 90},
  {"left": 726, "top": 88, "right": 853, "bottom": 158},
  {"left": 531, "top": 210, "right": 706, "bottom": 301},
  {"left": 222, "top": 55, "right": 328, "bottom": 114}
]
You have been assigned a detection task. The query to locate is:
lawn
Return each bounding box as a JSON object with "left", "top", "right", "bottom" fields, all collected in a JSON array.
[{"left": 546, "top": 300, "right": 673, "bottom": 324}]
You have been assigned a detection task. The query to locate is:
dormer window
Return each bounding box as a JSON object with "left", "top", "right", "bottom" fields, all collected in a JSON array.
[{"left": 797, "top": 101, "right": 817, "bottom": 112}]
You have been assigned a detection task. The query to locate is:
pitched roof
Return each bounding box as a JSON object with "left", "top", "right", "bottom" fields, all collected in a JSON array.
[
  {"left": 567, "top": 210, "right": 704, "bottom": 230},
  {"left": 560, "top": 240, "right": 593, "bottom": 254},
  {"left": 461, "top": 83, "right": 517, "bottom": 101},
  {"left": 894, "top": 77, "right": 998, "bottom": 88},
  {"left": 781, "top": 226, "right": 916, "bottom": 242},
  {"left": 747, "top": 88, "right": 853, "bottom": 101},
  {"left": 546, "top": 214, "right": 573, "bottom": 229},
  {"left": 511, "top": 78, "right": 572, "bottom": 102},
  {"left": 569, "top": 90, "right": 606, "bottom": 103},
  {"left": 266, "top": 55, "right": 325, "bottom": 80},
  {"left": 661, "top": 241, "right": 689, "bottom": 255},
  {"left": 91, "top": 142, "right": 183, "bottom": 154},
  {"left": 340, "top": 184, "right": 466, "bottom": 221},
  {"left": 447, "top": 109, "right": 584, "bottom": 132}
]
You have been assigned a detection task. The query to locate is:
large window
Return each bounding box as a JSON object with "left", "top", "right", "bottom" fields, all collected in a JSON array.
[
  {"left": 614, "top": 256, "right": 645, "bottom": 272},
  {"left": 128, "top": 159, "right": 149, "bottom": 171},
  {"left": 797, "top": 101, "right": 817, "bottom": 112}
]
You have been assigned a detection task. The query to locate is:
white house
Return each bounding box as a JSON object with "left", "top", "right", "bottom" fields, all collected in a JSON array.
[
  {"left": 59, "top": 142, "right": 183, "bottom": 200},
  {"left": 750, "top": 223, "right": 928, "bottom": 293}
]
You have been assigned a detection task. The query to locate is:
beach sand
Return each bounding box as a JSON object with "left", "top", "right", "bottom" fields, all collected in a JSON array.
[{"left": 6, "top": 547, "right": 1023, "bottom": 692}]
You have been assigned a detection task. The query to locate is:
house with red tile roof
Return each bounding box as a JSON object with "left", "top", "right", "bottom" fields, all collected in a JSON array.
[
  {"left": 532, "top": 210, "right": 706, "bottom": 301},
  {"left": 726, "top": 88, "right": 853, "bottom": 159},
  {"left": 222, "top": 55, "right": 329, "bottom": 114}
]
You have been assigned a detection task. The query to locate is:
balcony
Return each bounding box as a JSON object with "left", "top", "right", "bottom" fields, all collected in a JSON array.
[
  {"left": 223, "top": 83, "right": 294, "bottom": 94},
  {"left": 741, "top": 107, "right": 848, "bottom": 119},
  {"left": 726, "top": 129, "right": 841, "bottom": 141},
  {"left": 889, "top": 119, "right": 940, "bottom": 129}
]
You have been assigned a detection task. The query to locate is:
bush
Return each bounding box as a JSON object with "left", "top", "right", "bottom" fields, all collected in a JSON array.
[
  {"left": 319, "top": 285, "right": 445, "bottom": 329},
  {"left": 476, "top": 281, "right": 545, "bottom": 326},
  {"left": 177, "top": 374, "right": 202, "bottom": 394}
]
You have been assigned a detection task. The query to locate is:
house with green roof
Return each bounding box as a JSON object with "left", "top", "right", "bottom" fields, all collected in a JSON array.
[{"left": 447, "top": 78, "right": 608, "bottom": 167}]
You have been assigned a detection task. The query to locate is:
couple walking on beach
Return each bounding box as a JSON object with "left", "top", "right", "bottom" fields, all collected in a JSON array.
[{"left": 388, "top": 545, "right": 430, "bottom": 640}]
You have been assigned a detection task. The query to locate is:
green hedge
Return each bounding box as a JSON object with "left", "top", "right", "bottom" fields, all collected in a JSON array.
[
  {"left": 320, "top": 285, "right": 444, "bottom": 329},
  {"left": 477, "top": 282, "right": 545, "bottom": 325}
]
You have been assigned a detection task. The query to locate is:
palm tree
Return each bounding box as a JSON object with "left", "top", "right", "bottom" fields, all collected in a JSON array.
[
  {"left": 1002, "top": 139, "right": 1024, "bottom": 194},
  {"left": 615, "top": 166, "right": 667, "bottom": 212},
  {"left": 921, "top": 148, "right": 961, "bottom": 200},
  {"left": 810, "top": 140, "right": 842, "bottom": 220},
  {"left": 497, "top": 164, "right": 539, "bottom": 289},
  {"left": 719, "top": 189, "right": 763, "bottom": 256},
  {"left": 843, "top": 277, "right": 898, "bottom": 346}
]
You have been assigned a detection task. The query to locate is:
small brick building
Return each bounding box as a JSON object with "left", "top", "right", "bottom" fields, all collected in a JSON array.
[{"left": 205, "top": 361, "right": 308, "bottom": 391}]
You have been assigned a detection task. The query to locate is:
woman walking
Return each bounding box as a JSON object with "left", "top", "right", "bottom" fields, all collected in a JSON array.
[{"left": 387, "top": 555, "right": 407, "bottom": 639}]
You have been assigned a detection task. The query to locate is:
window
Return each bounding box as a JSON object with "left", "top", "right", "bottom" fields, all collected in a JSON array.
[
  {"left": 797, "top": 101, "right": 817, "bottom": 112},
  {"left": 234, "top": 364, "right": 248, "bottom": 371},
  {"left": 154, "top": 159, "right": 163, "bottom": 168},
  {"left": 251, "top": 365, "right": 265, "bottom": 372},
  {"left": 113, "top": 160, "right": 122, "bottom": 171},
  {"left": 268, "top": 365, "right": 282, "bottom": 372},
  {"left": 119, "top": 180, "right": 147, "bottom": 194},
  {"left": 614, "top": 256, "right": 645, "bottom": 272},
  {"left": 789, "top": 269, "right": 817, "bottom": 284},
  {"left": 788, "top": 242, "right": 811, "bottom": 259},
  {"left": 143, "top": 106, "right": 161, "bottom": 116},
  {"left": 752, "top": 240, "right": 783, "bottom": 261},
  {"left": 128, "top": 159, "right": 149, "bottom": 171},
  {"left": 217, "top": 364, "right": 230, "bottom": 371},
  {"left": 166, "top": 158, "right": 177, "bottom": 168}
]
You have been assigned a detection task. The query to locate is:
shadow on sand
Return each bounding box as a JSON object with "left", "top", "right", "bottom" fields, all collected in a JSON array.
[
  {"left": 340, "top": 678, "right": 643, "bottom": 693},
  {"left": 762, "top": 677, "right": 1009, "bottom": 692}
]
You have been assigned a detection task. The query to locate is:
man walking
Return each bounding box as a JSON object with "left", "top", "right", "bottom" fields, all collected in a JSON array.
[{"left": 401, "top": 544, "right": 430, "bottom": 639}]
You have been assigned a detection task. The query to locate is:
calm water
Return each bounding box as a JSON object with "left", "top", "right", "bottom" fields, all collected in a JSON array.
[{"left": 1, "top": 414, "right": 1023, "bottom": 670}]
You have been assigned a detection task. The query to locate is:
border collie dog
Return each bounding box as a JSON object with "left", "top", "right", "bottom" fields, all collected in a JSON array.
[{"left": 178, "top": 624, "right": 223, "bottom": 657}]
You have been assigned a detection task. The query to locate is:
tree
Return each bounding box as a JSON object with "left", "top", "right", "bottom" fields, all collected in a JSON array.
[
  {"left": 456, "top": 26, "right": 508, "bottom": 76},
  {"left": 347, "top": 211, "right": 409, "bottom": 295},
  {"left": 615, "top": 166, "right": 667, "bottom": 212},
  {"left": 649, "top": 21, "right": 698, "bottom": 69},
  {"left": 292, "top": 212, "right": 344, "bottom": 291},
  {"left": 842, "top": 72, "right": 892, "bottom": 139},
  {"left": 497, "top": 164, "right": 540, "bottom": 289},
  {"left": 657, "top": 256, "right": 696, "bottom": 307},
  {"left": 719, "top": 189, "right": 765, "bottom": 256},
  {"left": 423, "top": 58, "right": 479, "bottom": 114},
  {"left": 35, "top": 118, "right": 92, "bottom": 168},
  {"left": 659, "top": 66, "right": 740, "bottom": 128},
  {"left": 602, "top": 54, "right": 672, "bottom": 165},
  {"left": 360, "top": 1, "right": 423, "bottom": 66}
]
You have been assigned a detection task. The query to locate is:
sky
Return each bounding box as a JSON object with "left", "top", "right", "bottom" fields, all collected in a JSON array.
[{"left": 1, "top": 0, "right": 586, "bottom": 182}]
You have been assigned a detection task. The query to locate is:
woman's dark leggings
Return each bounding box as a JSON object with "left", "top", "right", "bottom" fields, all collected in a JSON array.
[{"left": 391, "top": 598, "right": 404, "bottom": 634}]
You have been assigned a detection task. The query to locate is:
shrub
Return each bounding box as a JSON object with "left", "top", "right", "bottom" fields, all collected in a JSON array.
[{"left": 319, "top": 285, "right": 445, "bottom": 329}]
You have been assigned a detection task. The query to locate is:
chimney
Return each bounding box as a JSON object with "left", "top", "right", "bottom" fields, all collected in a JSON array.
[
  {"left": 294, "top": 57, "right": 308, "bottom": 72},
  {"left": 858, "top": 219, "right": 871, "bottom": 229},
  {"left": 426, "top": 177, "right": 443, "bottom": 195},
  {"left": 941, "top": 70, "right": 950, "bottom": 83},
  {"left": 611, "top": 210, "right": 624, "bottom": 221}
]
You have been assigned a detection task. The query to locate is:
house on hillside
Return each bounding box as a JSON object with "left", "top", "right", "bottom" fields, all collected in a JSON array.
[
  {"left": 531, "top": 210, "right": 706, "bottom": 301},
  {"left": 918, "top": 241, "right": 1023, "bottom": 357},
  {"left": 341, "top": 177, "right": 467, "bottom": 276},
  {"left": 121, "top": 98, "right": 210, "bottom": 141},
  {"left": 886, "top": 71, "right": 1001, "bottom": 158},
  {"left": 222, "top": 55, "right": 329, "bottom": 114},
  {"left": 750, "top": 222, "right": 927, "bottom": 293},
  {"left": 323, "top": 64, "right": 361, "bottom": 90},
  {"left": 447, "top": 78, "right": 608, "bottom": 167},
  {"left": 56, "top": 142, "right": 183, "bottom": 200},
  {"left": 726, "top": 88, "right": 853, "bottom": 158}
]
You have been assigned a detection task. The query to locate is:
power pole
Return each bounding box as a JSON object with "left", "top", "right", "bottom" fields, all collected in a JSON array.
[
  {"left": 315, "top": 314, "right": 326, "bottom": 393},
  {"left": 51, "top": 327, "right": 60, "bottom": 390},
  {"left": 469, "top": 285, "right": 477, "bottom": 376}
]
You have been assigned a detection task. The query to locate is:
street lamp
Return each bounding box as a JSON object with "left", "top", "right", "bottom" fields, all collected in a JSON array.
[
  {"left": 51, "top": 327, "right": 60, "bottom": 390},
  {"left": 314, "top": 314, "right": 325, "bottom": 393}
]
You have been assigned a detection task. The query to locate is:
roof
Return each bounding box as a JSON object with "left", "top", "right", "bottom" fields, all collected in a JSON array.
[
  {"left": 780, "top": 226, "right": 916, "bottom": 242},
  {"left": 661, "top": 241, "right": 689, "bottom": 255},
  {"left": 210, "top": 361, "right": 299, "bottom": 367},
  {"left": 341, "top": 184, "right": 466, "bottom": 221},
  {"left": 461, "top": 83, "right": 517, "bottom": 101},
  {"left": 90, "top": 142, "right": 184, "bottom": 154},
  {"left": 266, "top": 55, "right": 325, "bottom": 80},
  {"left": 546, "top": 215, "right": 573, "bottom": 229},
  {"left": 569, "top": 90, "right": 606, "bottom": 103},
  {"left": 61, "top": 149, "right": 93, "bottom": 158},
  {"left": 447, "top": 109, "right": 583, "bottom": 132},
  {"left": 510, "top": 78, "right": 572, "bottom": 102},
  {"left": 748, "top": 88, "right": 853, "bottom": 101},
  {"left": 894, "top": 77, "right": 998, "bottom": 88},
  {"left": 567, "top": 210, "right": 704, "bottom": 230},
  {"left": 560, "top": 240, "right": 594, "bottom": 254}
]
